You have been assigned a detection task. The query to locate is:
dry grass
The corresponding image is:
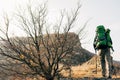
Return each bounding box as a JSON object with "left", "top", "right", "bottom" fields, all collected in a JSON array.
[
  {"left": 61, "top": 59, "right": 120, "bottom": 79},
  {"left": 61, "top": 65, "right": 120, "bottom": 78}
]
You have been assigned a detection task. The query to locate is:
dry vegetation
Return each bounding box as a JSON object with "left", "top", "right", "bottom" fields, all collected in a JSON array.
[
  {"left": 0, "top": 32, "right": 92, "bottom": 80},
  {"left": 0, "top": 33, "right": 120, "bottom": 79},
  {"left": 0, "top": 1, "right": 120, "bottom": 80},
  {"left": 61, "top": 56, "right": 120, "bottom": 79}
]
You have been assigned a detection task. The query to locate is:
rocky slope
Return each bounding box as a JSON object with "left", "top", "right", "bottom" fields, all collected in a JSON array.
[{"left": 0, "top": 32, "right": 120, "bottom": 80}]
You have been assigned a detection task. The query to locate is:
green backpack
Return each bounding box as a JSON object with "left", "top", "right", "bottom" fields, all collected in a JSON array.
[
  {"left": 95, "top": 25, "right": 107, "bottom": 49},
  {"left": 106, "top": 29, "right": 112, "bottom": 47}
]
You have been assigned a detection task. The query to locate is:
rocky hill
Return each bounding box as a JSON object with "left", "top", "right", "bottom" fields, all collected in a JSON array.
[
  {"left": 0, "top": 32, "right": 120, "bottom": 80},
  {"left": 58, "top": 32, "right": 94, "bottom": 65}
]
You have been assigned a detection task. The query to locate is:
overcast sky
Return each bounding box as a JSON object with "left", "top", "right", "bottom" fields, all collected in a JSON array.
[{"left": 0, "top": 0, "right": 120, "bottom": 61}]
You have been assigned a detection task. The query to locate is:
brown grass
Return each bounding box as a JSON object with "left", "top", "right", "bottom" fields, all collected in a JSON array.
[{"left": 61, "top": 64, "right": 120, "bottom": 79}]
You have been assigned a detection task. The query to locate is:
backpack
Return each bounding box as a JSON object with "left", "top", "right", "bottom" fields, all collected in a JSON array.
[
  {"left": 106, "top": 29, "right": 112, "bottom": 48},
  {"left": 95, "top": 25, "right": 107, "bottom": 49}
]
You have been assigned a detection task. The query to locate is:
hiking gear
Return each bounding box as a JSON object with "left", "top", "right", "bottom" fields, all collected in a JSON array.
[
  {"left": 95, "top": 25, "right": 107, "bottom": 49},
  {"left": 111, "top": 47, "right": 114, "bottom": 52},
  {"left": 106, "top": 29, "right": 112, "bottom": 47},
  {"left": 105, "top": 28, "right": 114, "bottom": 52},
  {"left": 94, "top": 26, "right": 114, "bottom": 50},
  {"left": 95, "top": 55, "right": 98, "bottom": 74}
]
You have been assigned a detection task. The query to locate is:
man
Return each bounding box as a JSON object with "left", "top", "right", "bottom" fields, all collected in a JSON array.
[{"left": 93, "top": 25, "right": 113, "bottom": 79}]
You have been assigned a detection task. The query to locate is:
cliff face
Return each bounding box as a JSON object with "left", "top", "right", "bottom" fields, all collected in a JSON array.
[
  {"left": 55, "top": 32, "right": 94, "bottom": 65},
  {"left": 61, "top": 48, "right": 94, "bottom": 66},
  {"left": 39, "top": 32, "right": 94, "bottom": 65}
]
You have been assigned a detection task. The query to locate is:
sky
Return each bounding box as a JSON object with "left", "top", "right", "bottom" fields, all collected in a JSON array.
[{"left": 0, "top": 0, "right": 120, "bottom": 61}]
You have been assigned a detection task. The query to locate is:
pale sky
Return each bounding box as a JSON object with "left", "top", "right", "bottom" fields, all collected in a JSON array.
[{"left": 0, "top": 0, "right": 120, "bottom": 61}]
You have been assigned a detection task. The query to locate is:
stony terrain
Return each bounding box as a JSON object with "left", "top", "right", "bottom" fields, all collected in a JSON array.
[{"left": 0, "top": 33, "right": 120, "bottom": 80}]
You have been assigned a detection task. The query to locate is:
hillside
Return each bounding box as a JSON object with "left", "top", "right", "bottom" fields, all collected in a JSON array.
[
  {"left": 0, "top": 32, "right": 120, "bottom": 80},
  {"left": 57, "top": 32, "right": 94, "bottom": 65},
  {"left": 62, "top": 55, "right": 120, "bottom": 79}
]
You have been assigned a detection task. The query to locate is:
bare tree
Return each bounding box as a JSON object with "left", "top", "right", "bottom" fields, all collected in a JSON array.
[{"left": 0, "top": 1, "right": 84, "bottom": 80}]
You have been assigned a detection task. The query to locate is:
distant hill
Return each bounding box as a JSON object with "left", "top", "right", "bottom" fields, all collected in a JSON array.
[
  {"left": 0, "top": 32, "right": 120, "bottom": 79},
  {"left": 56, "top": 32, "right": 94, "bottom": 65}
]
